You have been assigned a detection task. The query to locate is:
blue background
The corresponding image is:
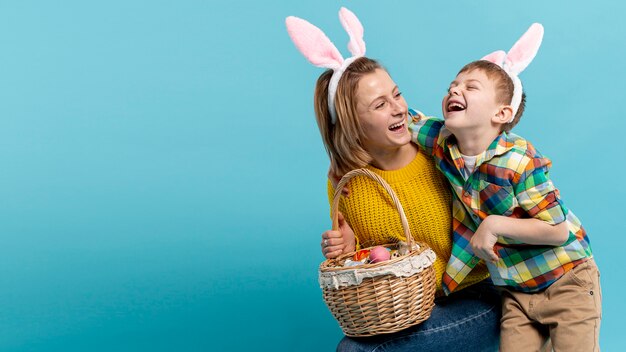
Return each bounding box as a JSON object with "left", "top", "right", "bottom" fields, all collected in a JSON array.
[{"left": 0, "top": 1, "right": 623, "bottom": 351}]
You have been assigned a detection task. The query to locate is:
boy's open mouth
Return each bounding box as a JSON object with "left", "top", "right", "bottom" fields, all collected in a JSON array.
[
  {"left": 388, "top": 121, "right": 405, "bottom": 132},
  {"left": 447, "top": 101, "right": 466, "bottom": 112}
]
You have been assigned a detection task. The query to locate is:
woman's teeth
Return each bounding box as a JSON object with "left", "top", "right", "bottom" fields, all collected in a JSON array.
[{"left": 389, "top": 122, "right": 404, "bottom": 131}]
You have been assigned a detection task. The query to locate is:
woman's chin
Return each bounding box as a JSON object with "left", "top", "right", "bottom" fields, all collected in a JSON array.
[{"left": 392, "top": 133, "right": 412, "bottom": 147}]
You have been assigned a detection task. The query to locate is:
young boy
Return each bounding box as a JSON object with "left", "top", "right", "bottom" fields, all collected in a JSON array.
[{"left": 409, "top": 25, "right": 601, "bottom": 351}]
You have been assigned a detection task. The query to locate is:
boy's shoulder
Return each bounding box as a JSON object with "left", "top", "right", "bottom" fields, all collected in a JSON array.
[
  {"left": 499, "top": 132, "right": 544, "bottom": 159},
  {"left": 488, "top": 132, "right": 552, "bottom": 176}
]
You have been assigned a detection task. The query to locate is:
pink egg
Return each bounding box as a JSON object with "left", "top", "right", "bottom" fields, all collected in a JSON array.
[{"left": 369, "top": 246, "right": 391, "bottom": 263}]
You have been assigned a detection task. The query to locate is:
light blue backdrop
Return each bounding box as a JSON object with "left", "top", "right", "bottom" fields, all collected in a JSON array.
[{"left": 0, "top": 1, "right": 622, "bottom": 351}]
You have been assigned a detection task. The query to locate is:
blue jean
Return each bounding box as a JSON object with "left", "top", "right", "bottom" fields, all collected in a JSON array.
[{"left": 336, "top": 282, "right": 501, "bottom": 352}]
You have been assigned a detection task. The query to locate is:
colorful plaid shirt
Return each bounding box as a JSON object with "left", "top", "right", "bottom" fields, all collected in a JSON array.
[{"left": 409, "top": 111, "right": 592, "bottom": 294}]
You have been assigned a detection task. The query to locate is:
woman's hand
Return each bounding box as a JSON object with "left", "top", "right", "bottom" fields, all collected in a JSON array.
[{"left": 321, "top": 212, "right": 356, "bottom": 259}]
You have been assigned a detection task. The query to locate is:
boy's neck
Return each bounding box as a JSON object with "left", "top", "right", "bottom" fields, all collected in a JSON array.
[
  {"left": 369, "top": 143, "right": 418, "bottom": 171},
  {"left": 453, "top": 126, "right": 502, "bottom": 156}
]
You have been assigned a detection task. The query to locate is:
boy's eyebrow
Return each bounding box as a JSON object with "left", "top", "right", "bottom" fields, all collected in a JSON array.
[
  {"left": 449, "top": 79, "right": 484, "bottom": 86},
  {"left": 465, "top": 79, "right": 483, "bottom": 85}
]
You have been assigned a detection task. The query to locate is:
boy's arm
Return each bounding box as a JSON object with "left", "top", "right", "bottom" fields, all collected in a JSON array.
[
  {"left": 471, "top": 215, "right": 569, "bottom": 262},
  {"left": 471, "top": 153, "right": 569, "bottom": 262},
  {"left": 514, "top": 154, "right": 567, "bottom": 225},
  {"left": 407, "top": 109, "right": 444, "bottom": 156}
]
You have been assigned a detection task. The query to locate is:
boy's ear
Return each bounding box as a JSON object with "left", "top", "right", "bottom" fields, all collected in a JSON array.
[{"left": 493, "top": 105, "right": 513, "bottom": 125}]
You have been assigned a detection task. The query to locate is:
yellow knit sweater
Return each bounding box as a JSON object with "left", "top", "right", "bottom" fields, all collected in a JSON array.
[{"left": 328, "top": 148, "right": 489, "bottom": 294}]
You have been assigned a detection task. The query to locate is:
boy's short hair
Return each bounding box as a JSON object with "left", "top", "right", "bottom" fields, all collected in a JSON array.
[{"left": 458, "top": 60, "right": 526, "bottom": 132}]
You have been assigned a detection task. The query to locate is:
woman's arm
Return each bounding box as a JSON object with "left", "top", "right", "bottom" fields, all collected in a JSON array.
[
  {"left": 471, "top": 215, "right": 569, "bottom": 262},
  {"left": 321, "top": 212, "right": 356, "bottom": 259}
]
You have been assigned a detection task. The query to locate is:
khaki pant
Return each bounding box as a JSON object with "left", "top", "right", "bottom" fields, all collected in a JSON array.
[{"left": 499, "top": 259, "right": 602, "bottom": 352}]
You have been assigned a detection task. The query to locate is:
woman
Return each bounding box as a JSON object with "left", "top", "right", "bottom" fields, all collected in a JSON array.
[
  {"left": 286, "top": 8, "right": 500, "bottom": 350},
  {"left": 315, "top": 57, "right": 501, "bottom": 352}
]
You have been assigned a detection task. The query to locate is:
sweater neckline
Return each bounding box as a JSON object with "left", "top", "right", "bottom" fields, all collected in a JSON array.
[{"left": 366, "top": 149, "right": 428, "bottom": 184}]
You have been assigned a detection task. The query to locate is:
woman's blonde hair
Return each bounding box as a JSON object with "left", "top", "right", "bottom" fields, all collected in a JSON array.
[{"left": 314, "top": 57, "right": 383, "bottom": 175}]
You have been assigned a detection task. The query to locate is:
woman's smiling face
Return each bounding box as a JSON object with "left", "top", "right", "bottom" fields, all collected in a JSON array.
[{"left": 355, "top": 68, "right": 410, "bottom": 154}]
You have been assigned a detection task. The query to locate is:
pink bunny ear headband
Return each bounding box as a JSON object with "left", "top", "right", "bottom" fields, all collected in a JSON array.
[
  {"left": 285, "top": 7, "right": 366, "bottom": 124},
  {"left": 481, "top": 23, "right": 544, "bottom": 123}
]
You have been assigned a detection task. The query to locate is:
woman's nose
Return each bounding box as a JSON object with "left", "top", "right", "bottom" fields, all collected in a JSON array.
[{"left": 390, "top": 99, "right": 406, "bottom": 115}]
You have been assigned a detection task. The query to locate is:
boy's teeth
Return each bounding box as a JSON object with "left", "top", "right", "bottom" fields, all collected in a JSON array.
[{"left": 448, "top": 102, "right": 465, "bottom": 111}]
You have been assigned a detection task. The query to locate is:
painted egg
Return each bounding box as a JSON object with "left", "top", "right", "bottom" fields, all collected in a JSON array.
[
  {"left": 369, "top": 246, "right": 391, "bottom": 263},
  {"left": 353, "top": 249, "right": 370, "bottom": 261}
]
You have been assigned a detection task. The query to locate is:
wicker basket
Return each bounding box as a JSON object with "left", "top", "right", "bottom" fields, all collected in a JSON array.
[{"left": 318, "top": 169, "right": 437, "bottom": 337}]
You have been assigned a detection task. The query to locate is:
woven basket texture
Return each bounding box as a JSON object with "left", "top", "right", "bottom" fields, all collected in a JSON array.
[{"left": 319, "top": 169, "right": 437, "bottom": 337}]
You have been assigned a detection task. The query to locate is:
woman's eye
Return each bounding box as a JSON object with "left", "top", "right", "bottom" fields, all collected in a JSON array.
[
  {"left": 375, "top": 102, "right": 385, "bottom": 109},
  {"left": 394, "top": 92, "right": 403, "bottom": 98}
]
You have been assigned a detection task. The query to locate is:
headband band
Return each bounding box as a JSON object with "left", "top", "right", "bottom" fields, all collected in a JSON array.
[
  {"left": 507, "top": 73, "right": 523, "bottom": 122},
  {"left": 327, "top": 56, "right": 359, "bottom": 123}
]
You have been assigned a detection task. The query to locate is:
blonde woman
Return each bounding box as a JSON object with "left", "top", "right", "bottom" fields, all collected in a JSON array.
[{"left": 315, "top": 57, "right": 500, "bottom": 351}]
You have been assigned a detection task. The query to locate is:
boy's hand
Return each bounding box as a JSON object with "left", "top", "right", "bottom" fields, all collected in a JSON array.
[
  {"left": 471, "top": 215, "right": 500, "bottom": 263},
  {"left": 321, "top": 212, "right": 356, "bottom": 259}
]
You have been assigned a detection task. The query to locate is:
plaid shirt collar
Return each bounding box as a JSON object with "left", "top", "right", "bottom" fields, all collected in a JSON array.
[{"left": 444, "top": 131, "right": 513, "bottom": 180}]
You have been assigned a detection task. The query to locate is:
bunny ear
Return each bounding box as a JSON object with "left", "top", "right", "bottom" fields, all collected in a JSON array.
[
  {"left": 286, "top": 16, "right": 344, "bottom": 69},
  {"left": 338, "top": 7, "right": 366, "bottom": 57},
  {"left": 481, "top": 50, "right": 507, "bottom": 66},
  {"left": 504, "top": 23, "right": 544, "bottom": 75}
]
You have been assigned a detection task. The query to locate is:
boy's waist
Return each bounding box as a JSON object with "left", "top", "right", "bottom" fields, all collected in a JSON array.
[
  {"left": 491, "top": 256, "right": 593, "bottom": 293},
  {"left": 486, "top": 240, "right": 593, "bottom": 292}
]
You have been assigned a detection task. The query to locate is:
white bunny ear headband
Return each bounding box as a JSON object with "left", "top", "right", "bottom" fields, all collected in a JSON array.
[
  {"left": 285, "top": 7, "right": 366, "bottom": 124},
  {"left": 481, "top": 23, "right": 544, "bottom": 123}
]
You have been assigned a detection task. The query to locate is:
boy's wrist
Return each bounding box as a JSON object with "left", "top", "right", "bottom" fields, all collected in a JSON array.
[{"left": 484, "top": 215, "right": 507, "bottom": 235}]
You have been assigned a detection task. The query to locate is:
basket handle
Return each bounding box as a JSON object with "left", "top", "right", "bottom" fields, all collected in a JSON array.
[{"left": 331, "top": 168, "right": 414, "bottom": 249}]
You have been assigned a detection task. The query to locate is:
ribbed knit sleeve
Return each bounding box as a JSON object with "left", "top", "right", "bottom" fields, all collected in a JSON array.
[{"left": 325, "top": 149, "right": 490, "bottom": 293}]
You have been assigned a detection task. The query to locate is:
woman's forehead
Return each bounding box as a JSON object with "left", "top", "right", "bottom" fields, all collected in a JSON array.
[{"left": 357, "top": 69, "right": 396, "bottom": 97}]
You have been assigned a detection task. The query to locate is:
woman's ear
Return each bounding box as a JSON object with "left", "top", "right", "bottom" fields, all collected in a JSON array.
[{"left": 493, "top": 105, "right": 513, "bottom": 125}]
